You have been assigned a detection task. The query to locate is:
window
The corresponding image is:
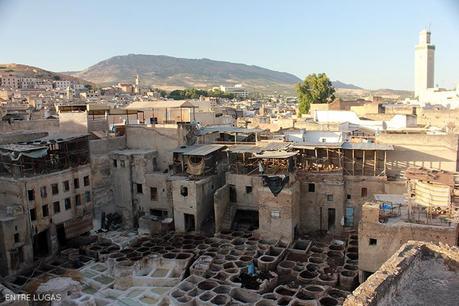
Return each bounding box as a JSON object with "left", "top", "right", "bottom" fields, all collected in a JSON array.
[
  {"left": 369, "top": 238, "right": 377, "bottom": 246},
  {"left": 136, "top": 184, "right": 143, "bottom": 194},
  {"left": 65, "top": 198, "right": 71, "bottom": 210},
  {"left": 229, "top": 185, "right": 237, "bottom": 202},
  {"left": 347, "top": 194, "right": 352, "bottom": 200},
  {"left": 85, "top": 191, "right": 91, "bottom": 203},
  {"left": 113, "top": 159, "right": 118, "bottom": 167},
  {"left": 327, "top": 194, "right": 333, "bottom": 201},
  {"left": 75, "top": 194, "right": 81, "bottom": 206},
  {"left": 150, "top": 187, "right": 158, "bottom": 201},
  {"left": 63, "top": 180, "right": 70, "bottom": 192},
  {"left": 120, "top": 160, "right": 125, "bottom": 168},
  {"left": 180, "top": 186, "right": 188, "bottom": 197},
  {"left": 28, "top": 189, "right": 35, "bottom": 201},
  {"left": 42, "top": 205, "right": 49, "bottom": 217},
  {"left": 40, "top": 186, "right": 47, "bottom": 198},
  {"left": 74, "top": 178, "right": 80, "bottom": 189},
  {"left": 51, "top": 183, "right": 59, "bottom": 195},
  {"left": 83, "top": 176, "right": 90, "bottom": 186},
  {"left": 53, "top": 201, "right": 60, "bottom": 214},
  {"left": 308, "top": 183, "right": 315, "bottom": 192},
  {"left": 30, "top": 208, "right": 36, "bottom": 221},
  {"left": 361, "top": 187, "right": 368, "bottom": 197},
  {"left": 246, "top": 186, "right": 253, "bottom": 194},
  {"left": 14, "top": 233, "right": 19, "bottom": 243}
]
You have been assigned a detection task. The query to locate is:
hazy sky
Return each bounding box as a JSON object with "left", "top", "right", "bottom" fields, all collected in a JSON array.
[{"left": 1, "top": 0, "right": 458, "bottom": 90}]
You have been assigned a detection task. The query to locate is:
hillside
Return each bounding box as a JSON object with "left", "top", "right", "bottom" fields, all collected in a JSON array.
[
  {"left": 67, "top": 54, "right": 303, "bottom": 94},
  {"left": 0, "top": 63, "right": 92, "bottom": 85}
]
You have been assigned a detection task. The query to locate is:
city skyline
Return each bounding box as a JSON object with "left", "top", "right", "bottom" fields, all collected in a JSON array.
[{"left": 1, "top": 0, "right": 458, "bottom": 90}]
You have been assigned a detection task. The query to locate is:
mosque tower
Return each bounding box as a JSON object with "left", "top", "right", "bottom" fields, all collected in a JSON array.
[{"left": 414, "top": 29, "right": 435, "bottom": 98}]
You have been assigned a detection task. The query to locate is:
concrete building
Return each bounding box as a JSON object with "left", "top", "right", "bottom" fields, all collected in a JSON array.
[{"left": 0, "top": 135, "right": 93, "bottom": 276}]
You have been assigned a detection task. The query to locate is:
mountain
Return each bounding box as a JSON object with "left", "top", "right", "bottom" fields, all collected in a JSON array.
[
  {"left": 0, "top": 63, "right": 92, "bottom": 85},
  {"left": 67, "top": 54, "right": 304, "bottom": 94},
  {"left": 331, "top": 81, "right": 362, "bottom": 90}
]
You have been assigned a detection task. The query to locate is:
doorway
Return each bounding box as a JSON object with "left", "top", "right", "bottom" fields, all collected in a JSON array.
[
  {"left": 56, "top": 224, "right": 66, "bottom": 247},
  {"left": 327, "top": 208, "right": 336, "bottom": 230},
  {"left": 232, "top": 209, "right": 259, "bottom": 231},
  {"left": 33, "top": 230, "right": 49, "bottom": 258},
  {"left": 184, "top": 213, "right": 195, "bottom": 232}
]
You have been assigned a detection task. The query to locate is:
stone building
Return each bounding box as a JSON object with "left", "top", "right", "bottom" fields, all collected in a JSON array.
[{"left": 0, "top": 135, "right": 93, "bottom": 275}]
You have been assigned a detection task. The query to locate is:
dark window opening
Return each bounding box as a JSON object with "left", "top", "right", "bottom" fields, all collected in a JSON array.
[
  {"left": 14, "top": 233, "right": 20, "bottom": 243},
  {"left": 361, "top": 187, "right": 368, "bottom": 197},
  {"left": 150, "top": 187, "right": 158, "bottom": 201},
  {"left": 347, "top": 194, "right": 352, "bottom": 200},
  {"left": 229, "top": 185, "right": 237, "bottom": 202},
  {"left": 75, "top": 194, "right": 81, "bottom": 206},
  {"left": 245, "top": 186, "right": 253, "bottom": 194},
  {"left": 308, "top": 183, "right": 315, "bottom": 192},
  {"left": 33, "top": 230, "right": 49, "bottom": 258},
  {"left": 113, "top": 159, "right": 117, "bottom": 167},
  {"left": 40, "top": 186, "right": 47, "bottom": 198},
  {"left": 327, "top": 194, "right": 333, "bottom": 201},
  {"left": 369, "top": 238, "right": 377, "bottom": 245},
  {"left": 74, "top": 178, "right": 80, "bottom": 189},
  {"left": 83, "top": 176, "right": 90, "bottom": 186},
  {"left": 65, "top": 198, "right": 71, "bottom": 210},
  {"left": 180, "top": 186, "right": 188, "bottom": 197},
  {"left": 51, "top": 183, "right": 59, "bottom": 195},
  {"left": 42, "top": 205, "right": 49, "bottom": 217},
  {"left": 30, "top": 208, "right": 36, "bottom": 221},
  {"left": 28, "top": 189, "right": 35, "bottom": 201},
  {"left": 63, "top": 181, "right": 70, "bottom": 192},
  {"left": 136, "top": 184, "right": 143, "bottom": 194},
  {"left": 85, "top": 191, "right": 91, "bottom": 203},
  {"left": 53, "top": 201, "right": 60, "bottom": 214}
]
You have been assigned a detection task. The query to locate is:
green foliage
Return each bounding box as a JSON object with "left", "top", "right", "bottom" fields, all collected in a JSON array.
[
  {"left": 296, "top": 73, "right": 335, "bottom": 115},
  {"left": 167, "top": 87, "right": 236, "bottom": 100}
]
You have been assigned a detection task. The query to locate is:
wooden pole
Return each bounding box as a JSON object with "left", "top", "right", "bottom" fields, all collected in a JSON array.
[{"left": 362, "top": 150, "right": 365, "bottom": 176}]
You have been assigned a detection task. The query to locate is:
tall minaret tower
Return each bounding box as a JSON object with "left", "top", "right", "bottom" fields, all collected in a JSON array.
[
  {"left": 414, "top": 29, "right": 435, "bottom": 98},
  {"left": 134, "top": 74, "right": 140, "bottom": 94}
]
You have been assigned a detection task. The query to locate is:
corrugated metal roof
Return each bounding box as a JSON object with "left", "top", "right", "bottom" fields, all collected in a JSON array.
[
  {"left": 198, "top": 125, "right": 265, "bottom": 135},
  {"left": 0, "top": 144, "right": 47, "bottom": 152},
  {"left": 292, "top": 142, "right": 344, "bottom": 150},
  {"left": 174, "top": 144, "right": 226, "bottom": 156},
  {"left": 341, "top": 142, "right": 394, "bottom": 150},
  {"left": 228, "top": 145, "right": 262, "bottom": 154},
  {"left": 260, "top": 142, "right": 291, "bottom": 151},
  {"left": 253, "top": 150, "right": 298, "bottom": 159}
]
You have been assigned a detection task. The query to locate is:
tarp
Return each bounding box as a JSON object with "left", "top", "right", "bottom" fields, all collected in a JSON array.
[
  {"left": 0, "top": 147, "right": 48, "bottom": 161},
  {"left": 262, "top": 175, "right": 290, "bottom": 196}
]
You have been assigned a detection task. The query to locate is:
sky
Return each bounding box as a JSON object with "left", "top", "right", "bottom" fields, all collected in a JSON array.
[{"left": 0, "top": 0, "right": 458, "bottom": 90}]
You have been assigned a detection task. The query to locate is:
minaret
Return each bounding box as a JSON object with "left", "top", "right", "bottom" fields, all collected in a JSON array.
[
  {"left": 414, "top": 29, "right": 435, "bottom": 98},
  {"left": 134, "top": 74, "right": 140, "bottom": 94}
]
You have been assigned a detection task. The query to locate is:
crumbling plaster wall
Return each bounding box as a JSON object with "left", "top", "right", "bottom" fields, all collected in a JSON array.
[
  {"left": 172, "top": 175, "right": 220, "bottom": 232},
  {"left": 136, "top": 172, "right": 173, "bottom": 217},
  {"left": 258, "top": 179, "right": 300, "bottom": 243},
  {"left": 89, "top": 136, "right": 126, "bottom": 227},
  {"left": 358, "top": 204, "right": 459, "bottom": 273},
  {"left": 214, "top": 184, "right": 229, "bottom": 233}
]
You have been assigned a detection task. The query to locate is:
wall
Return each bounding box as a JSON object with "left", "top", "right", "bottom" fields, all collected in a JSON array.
[
  {"left": 358, "top": 203, "right": 459, "bottom": 273},
  {"left": 0, "top": 119, "right": 59, "bottom": 133},
  {"left": 89, "top": 136, "right": 126, "bottom": 227},
  {"left": 258, "top": 179, "right": 300, "bottom": 243},
  {"left": 59, "top": 112, "right": 88, "bottom": 134},
  {"left": 172, "top": 175, "right": 220, "bottom": 232},
  {"left": 376, "top": 133, "right": 459, "bottom": 174},
  {"left": 214, "top": 184, "right": 229, "bottom": 233},
  {"left": 125, "top": 125, "right": 182, "bottom": 172}
]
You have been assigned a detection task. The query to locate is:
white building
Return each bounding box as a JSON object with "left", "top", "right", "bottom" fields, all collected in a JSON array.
[
  {"left": 410, "top": 29, "right": 459, "bottom": 108},
  {"left": 415, "top": 30, "right": 435, "bottom": 98}
]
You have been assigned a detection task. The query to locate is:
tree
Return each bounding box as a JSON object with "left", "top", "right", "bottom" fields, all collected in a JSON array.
[{"left": 296, "top": 73, "right": 335, "bottom": 115}]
